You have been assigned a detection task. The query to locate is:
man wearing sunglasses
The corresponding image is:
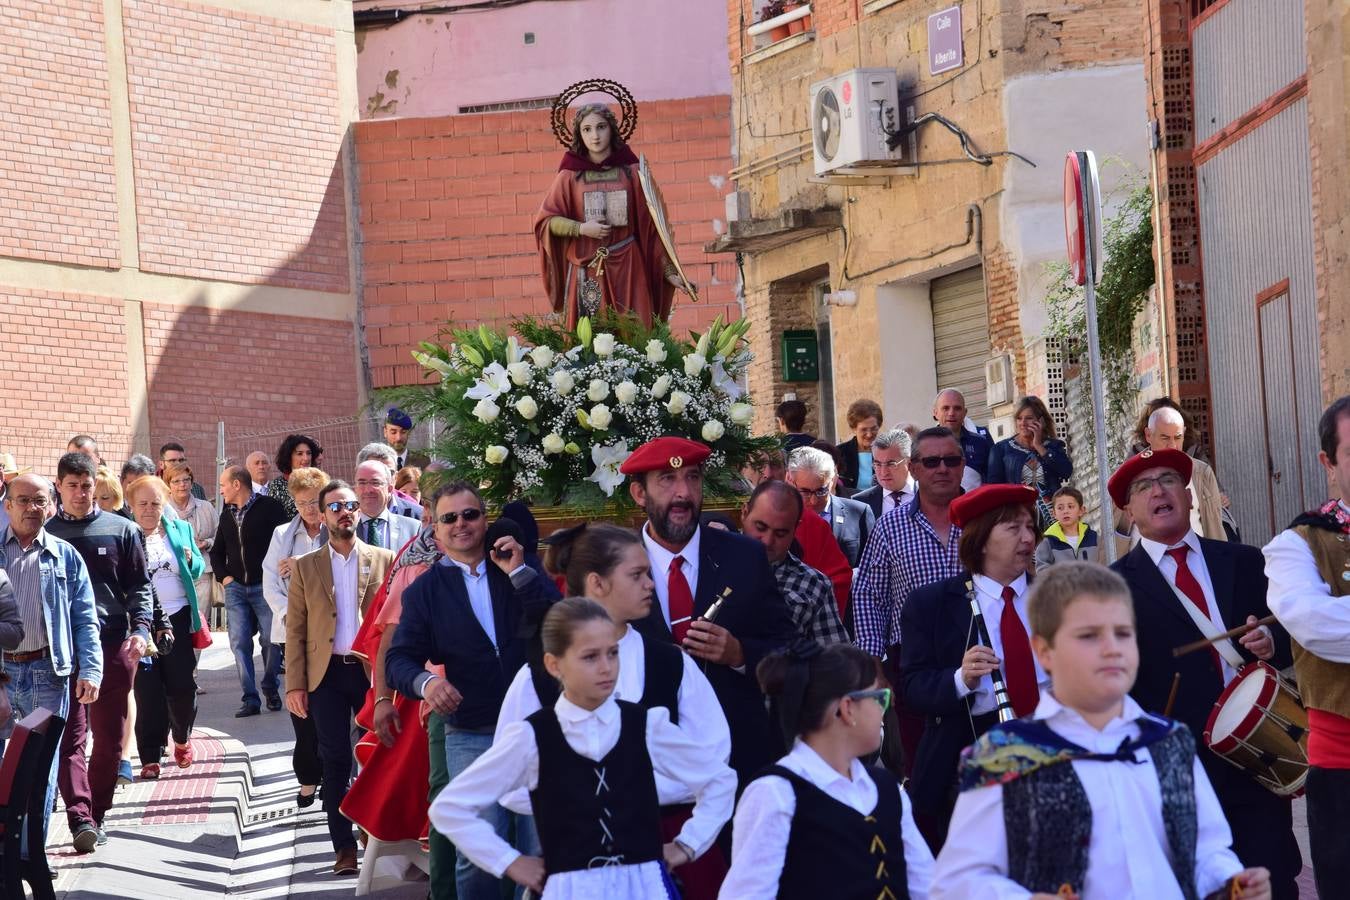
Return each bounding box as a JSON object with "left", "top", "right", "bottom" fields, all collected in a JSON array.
[
  {"left": 385, "top": 480, "right": 553, "bottom": 900},
  {"left": 285, "top": 481, "right": 394, "bottom": 875}
]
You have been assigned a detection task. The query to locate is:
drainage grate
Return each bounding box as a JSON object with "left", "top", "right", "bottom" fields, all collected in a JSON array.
[{"left": 244, "top": 806, "right": 297, "bottom": 827}]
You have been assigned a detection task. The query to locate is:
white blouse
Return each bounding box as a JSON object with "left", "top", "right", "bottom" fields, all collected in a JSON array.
[
  {"left": 430, "top": 694, "right": 735, "bottom": 899},
  {"left": 931, "top": 693, "right": 1243, "bottom": 899},
  {"left": 493, "top": 623, "right": 731, "bottom": 815},
  {"left": 720, "top": 739, "right": 933, "bottom": 900},
  {"left": 144, "top": 530, "right": 187, "bottom": 618}
]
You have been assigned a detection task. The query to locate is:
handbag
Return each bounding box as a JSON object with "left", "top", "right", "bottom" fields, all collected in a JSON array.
[{"left": 192, "top": 625, "right": 214, "bottom": 650}]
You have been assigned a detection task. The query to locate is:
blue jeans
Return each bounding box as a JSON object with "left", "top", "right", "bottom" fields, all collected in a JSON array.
[
  {"left": 3, "top": 655, "right": 71, "bottom": 846},
  {"left": 444, "top": 729, "right": 537, "bottom": 900},
  {"left": 224, "top": 582, "right": 280, "bottom": 706}
]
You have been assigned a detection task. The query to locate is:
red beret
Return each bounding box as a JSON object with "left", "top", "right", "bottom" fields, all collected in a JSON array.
[
  {"left": 619, "top": 436, "right": 711, "bottom": 476},
  {"left": 1107, "top": 447, "right": 1193, "bottom": 509},
  {"left": 949, "top": 484, "right": 1039, "bottom": 529}
]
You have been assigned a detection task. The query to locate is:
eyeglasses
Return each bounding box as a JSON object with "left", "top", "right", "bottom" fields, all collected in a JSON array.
[
  {"left": 10, "top": 496, "right": 49, "bottom": 509},
  {"left": 917, "top": 455, "right": 963, "bottom": 469},
  {"left": 842, "top": 687, "right": 892, "bottom": 713},
  {"left": 795, "top": 486, "right": 831, "bottom": 499},
  {"left": 295, "top": 499, "right": 321, "bottom": 510},
  {"left": 876, "top": 460, "right": 908, "bottom": 470},
  {"left": 1128, "top": 471, "right": 1185, "bottom": 497},
  {"left": 325, "top": 500, "right": 360, "bottom": 513},
  {"left": 437, "top": 508, "right": 484, "bottom": 525},
  {"left": 354, "top": 479, "right": 388, "bottom": 489}
]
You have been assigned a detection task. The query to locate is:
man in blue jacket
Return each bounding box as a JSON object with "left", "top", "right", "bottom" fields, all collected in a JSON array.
[{"left": 385, "top": 480, "right": 553, "bottom": 900}]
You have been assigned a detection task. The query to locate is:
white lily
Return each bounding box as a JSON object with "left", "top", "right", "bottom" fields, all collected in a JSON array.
[
  {"left": 709, "top": 357, "right": 745, "bottom": 399},
  {"left": 412, "top": 351, "right": 455, "bottom": 379},
  {"left": 464, "top": 362, "right": 511, "bottom": 401},
  {"left": 587, "top": 441, "right": 632, "bottom": 497},
  {"left": 505, "top": 335, "right": 527, "bottom": 363}
]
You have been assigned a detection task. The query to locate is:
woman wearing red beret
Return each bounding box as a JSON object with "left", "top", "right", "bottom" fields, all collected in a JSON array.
[{"left": 897, "top": 484, "right": 1049, "bottom": 852}]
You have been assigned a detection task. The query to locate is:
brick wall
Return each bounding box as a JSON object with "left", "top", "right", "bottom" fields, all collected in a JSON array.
[
  {"left": 745, "top": 278, "right": 822, "bottom": 435},
  {"left": 355, "top": 97, "right": 739, "bottom": 388},
  {"left": 0, "top": 288, "right": 132, "bottom": 473},
  {"left": 0, "top": 0, "right": 119, "bottom": 268},
  {"left": 123, "top": 0, "right": 349, "bottom": 291},
  {"left": 983, "top": 244, "right": 1025, "bottom": 386}
]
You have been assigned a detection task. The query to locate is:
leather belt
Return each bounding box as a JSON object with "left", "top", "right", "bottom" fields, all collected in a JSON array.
[
  {"left": 331, "top": 653, "right": 363, "bottom": 665},
  {"left": 6, "top": 646, "right": 51, "bottom": 663}
]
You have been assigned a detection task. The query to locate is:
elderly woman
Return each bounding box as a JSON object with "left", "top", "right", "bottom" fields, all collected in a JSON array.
[
  {"left": 836, "top": 398, "right": 884, "bottom": 493},
  {"left": 265, "top": 434, "right": 323, "bottom": 519},
  {"left": 986, "top": 396, "right": 1073, "bottom": 527},
  {"left": 262, "top": 466, "right": 328, "bottom": 808},
  {"left": 126, "top": 476, "right": 204, "bottom": 777},
  {"left": 163, "top": 463, "right": 219, "bottom": 615}
]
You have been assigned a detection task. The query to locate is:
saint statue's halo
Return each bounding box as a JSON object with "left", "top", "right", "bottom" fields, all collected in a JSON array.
[{"left": 550, "top": 77, "right": 639, "bottom": 148}]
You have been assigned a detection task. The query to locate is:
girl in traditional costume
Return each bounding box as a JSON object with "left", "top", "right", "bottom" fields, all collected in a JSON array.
[
  {"left": 430, "top": 597, "right": 735, "bottom": 899},
  {"left": 494, "top": 524, "right": 732, "bottom": 899},
  {"left": 719, "top": 642, "right": 935, "bottom": 900},
  {"left": 534, "top": 81, "right": 687, "bottom": 327}
]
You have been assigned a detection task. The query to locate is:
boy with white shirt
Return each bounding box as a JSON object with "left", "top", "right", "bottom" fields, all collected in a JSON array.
[{"left": 933, "top": 563, "right": 1269, "bottom": 900}]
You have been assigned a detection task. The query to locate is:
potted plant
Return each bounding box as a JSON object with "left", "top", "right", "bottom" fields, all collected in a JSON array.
[
  {"left": 784, "top": 0, "right": 805, "bottom": 35},
  {"left": 759, "top": 0, "right": 790, "bottom": 42}
]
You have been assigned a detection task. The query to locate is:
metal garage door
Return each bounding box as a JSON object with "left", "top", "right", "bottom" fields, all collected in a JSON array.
[{"left": 930, "top": 267, "right": 991, "bottom": 423}]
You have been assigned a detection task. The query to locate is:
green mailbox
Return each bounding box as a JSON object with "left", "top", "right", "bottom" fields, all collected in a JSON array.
[{"left": 781, "top": 330, "right": 820, "bottom": 382}]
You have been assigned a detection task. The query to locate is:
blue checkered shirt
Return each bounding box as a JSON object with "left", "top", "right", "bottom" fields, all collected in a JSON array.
[{"left": 851, "top": 496, "right": 962, "bottom": 657}]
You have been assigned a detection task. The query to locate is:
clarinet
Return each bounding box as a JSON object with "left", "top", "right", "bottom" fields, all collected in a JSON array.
[{"left": 965, "top": 579, "right": 1016, "bottom": 724}]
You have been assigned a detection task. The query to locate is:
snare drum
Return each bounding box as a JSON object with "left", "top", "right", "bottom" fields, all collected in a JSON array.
[{"left": 1203, "top": 661, "right": 1309, "bottom": 797}]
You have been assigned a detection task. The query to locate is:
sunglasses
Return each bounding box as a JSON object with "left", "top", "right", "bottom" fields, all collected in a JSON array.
[
  {"left": 840, "top": 687, "right": 892, "bottom": 714},
  {"left": 437, "top": 508, "right": 484, "bottom": 525},
  {"left": 325, "top": 500, "right": 360, "bottom": 513},
  {"left": 917, "top": 455, "right": 963, "bottom": 470}
]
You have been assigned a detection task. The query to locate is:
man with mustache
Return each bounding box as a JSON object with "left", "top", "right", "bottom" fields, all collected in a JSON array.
[
  {"left": 625, "top": 437, "right": 795, "bottom": 786},
  {"left": 285, "top": 481, "right": 393, "bottom": 875},
  {"left": 1110, "top": 448, "right": 1301, "bottom": 898}
]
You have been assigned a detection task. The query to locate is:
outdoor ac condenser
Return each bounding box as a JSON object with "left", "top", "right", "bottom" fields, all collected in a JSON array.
[{"left": 809, "top": 68, "right": 903, "bottom": 176}]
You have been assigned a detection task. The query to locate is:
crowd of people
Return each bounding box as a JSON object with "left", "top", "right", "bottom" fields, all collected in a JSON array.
[{"left": 0, "top": 389, "right": 1346, "bottom": 900}]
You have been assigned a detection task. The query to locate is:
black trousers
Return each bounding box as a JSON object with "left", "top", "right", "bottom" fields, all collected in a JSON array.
[
  {"left": 133, "top": 608, "right": 198, "bottom": 761},
  {"left": 1307, "top": 766, "right": 1350, "bottom": 897},
  {"left": 308, "top": 656, "right": 367, "bottom": 852}
]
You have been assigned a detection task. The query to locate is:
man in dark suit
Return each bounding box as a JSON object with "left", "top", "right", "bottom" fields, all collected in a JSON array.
[
  {"left": 852, "top": 427, "right": 916, "bottom": 520},
  {"left": 1109, "top": 448, "right": 1302, "bottom": 898},
  {"left": 786, "top": 445, "right": 875, "bottom": 567},
  {"left": 899, "top": 484, "right": 1045, "bottom": 851},
  {"left": 385, "top": 480, "right": 553, "bottom": 900},
  {"left": 625, "top": 437, "right": 795, "bottom": 785}
]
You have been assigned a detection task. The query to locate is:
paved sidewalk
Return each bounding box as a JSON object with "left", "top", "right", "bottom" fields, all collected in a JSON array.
[{"left": 48, "top": 641, "right": 427, "bottom": 899}]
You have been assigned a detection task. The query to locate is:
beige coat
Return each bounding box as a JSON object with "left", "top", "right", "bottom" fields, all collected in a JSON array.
[
  {"left": 285, "top": 540, "right": 394, "bottom": 694},
  {"left": 1113, "top": 455, "right": 1229, "bottom": 557}
]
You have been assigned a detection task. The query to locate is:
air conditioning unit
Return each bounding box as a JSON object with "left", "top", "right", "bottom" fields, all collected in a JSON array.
[
  {"left": 985, "top": 353, "right": 1015, "bottom": 406},
  {"left": 809, "top": 68, "right": 903, "bottom": 176}
]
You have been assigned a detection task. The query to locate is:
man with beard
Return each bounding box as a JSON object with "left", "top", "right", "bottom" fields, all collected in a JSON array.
[
  {"left": 624, "top": 437, "right": 795, "bottom": 786},
  {"left": 1110, "top": 448, "right": 1301, "bottom": 898},
  {"left": 385, "top": 481, "right": 550, "bottom": 900},
  {"left": 285, "top": 481, "right": 393, "bottom": 875}
]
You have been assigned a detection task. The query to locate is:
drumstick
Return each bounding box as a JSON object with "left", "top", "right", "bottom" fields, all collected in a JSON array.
[
  {"left": 1163, "top": 672, "right": 1181, "bottom": 718},
  {"left": 1171, "top": 615, "right": 1278, "bottom": 658}
]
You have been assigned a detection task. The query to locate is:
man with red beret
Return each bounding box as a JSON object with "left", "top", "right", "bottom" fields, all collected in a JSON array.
[
  {"left": 624, "top": 436, "right": 796, "bottom": 788},
  {"left": 898, "top": 483, "right": 1045, "bottom": 850},
  {"left": 1109, "top": 447, "right": 1301, "bottom": 898}
]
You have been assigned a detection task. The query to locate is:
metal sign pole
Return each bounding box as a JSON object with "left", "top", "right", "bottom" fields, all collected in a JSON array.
[{"left": 1077, "top": 151, "right": 1115, "bottom": 562}]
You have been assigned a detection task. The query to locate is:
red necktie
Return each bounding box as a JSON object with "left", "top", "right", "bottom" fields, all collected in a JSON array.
[
  {"left": 999, "top": 585, "right": 1039, "bottom": 717},
  {"left": 668, "top": 555, "right": 694, "bottom": 643},
  {"left": 1166, "top": 547, "right": 1223, "bottom": 675}
]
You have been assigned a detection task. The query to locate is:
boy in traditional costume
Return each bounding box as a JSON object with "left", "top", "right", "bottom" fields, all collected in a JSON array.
[{"left": 933, "top": 562, "right": 1270, "bottom": 900}]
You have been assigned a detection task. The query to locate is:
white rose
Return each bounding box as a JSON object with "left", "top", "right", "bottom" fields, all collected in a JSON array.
[
  {"left": 587, "top": 378, "right": 610, "bottom": 403},
  {"left": 551, "top": 370, "right": 576, "bottom": 396},
  {"left": 728, "top": 403, "right": 754, "bottom": 426},
  {"left": 651, "top": 374, "right": 672, "bottom": 399},
  {"left": 615, "top": 381, "right": 639, "bottom": 405},
  {"left": 645, "top": 339, "right": 668, "bottom": 363},
  {"left": 542, "top": 433, "right": 566, "bottom": 454},
  {"left": 472, "top": 397, "right": 500, "bottom": 424},
  {"left": 684, "top": 354, "right": 707, "bottom": 377},
  {"left": 515, "top": 395, "right": 539, "bottom": 420},
  {"left": 484, "top": 445, "right": 509, "bottom": 465},
  {"left": 701, "top": 420, "right": 725, "bottom": 442},
  {"left": 506, "top": 361, "right": 532, "bottom": 386},
  {"left": 666, "top": 391, "right": 690, "bottom": 415},
  {"left": 589, "top": 404, "right": 614, "bottom": 430},
  {"left": 592, "top": 333, "right": 617, "bottom": 357},
  {"left": 530, "top": 346, "right": 556, "bottom": 368}
]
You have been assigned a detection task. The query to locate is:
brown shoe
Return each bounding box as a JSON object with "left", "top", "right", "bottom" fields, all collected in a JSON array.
[{"left": 333, "top": 847, "right": 358, "bottom": 876}]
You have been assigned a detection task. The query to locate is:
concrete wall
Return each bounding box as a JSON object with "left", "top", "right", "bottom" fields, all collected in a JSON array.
[
  {"left": 0, "top": 0, "right": 362, "bottom": 484},
  {"left": 355, "top": 0, "right": 733, "bottom": 118}
]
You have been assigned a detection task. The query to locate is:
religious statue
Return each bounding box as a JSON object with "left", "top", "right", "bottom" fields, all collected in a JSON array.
[{"left": 534, "top": 78, "right": 696, "bottom": 327}]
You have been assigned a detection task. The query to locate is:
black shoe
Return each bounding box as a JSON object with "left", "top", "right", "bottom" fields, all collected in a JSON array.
[
  {"left": 235, "top": 704, "right": 261, "bottom": 718},
  {"left": 265, "top": 694, "right": 282, "bottom": 712},
  {"left": 71, "top": 821, "right": 98, "bottom": 854},
  {"left": 296, "top": 786, "right": 318, "bottom": 809}
]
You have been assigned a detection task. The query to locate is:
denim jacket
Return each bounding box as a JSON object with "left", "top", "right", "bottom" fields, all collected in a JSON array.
[{"left": 2, "top": 527, "right": 104, "bottom": 685}]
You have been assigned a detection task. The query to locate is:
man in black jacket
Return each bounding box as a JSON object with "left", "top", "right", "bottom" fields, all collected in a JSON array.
[
  {"left": 47, "top": 451, "right": 152, "bottom": 851},
  {"left": 385, "top": 480, "right": 553, "bottom": 900},
  {"left": 212, "top": 464, "right": 289, "bottom": 716}
]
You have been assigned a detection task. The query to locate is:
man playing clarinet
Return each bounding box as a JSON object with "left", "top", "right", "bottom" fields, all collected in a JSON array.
[{"left": 1263, "top": 396, "right": 1350, "bottom": 896}]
